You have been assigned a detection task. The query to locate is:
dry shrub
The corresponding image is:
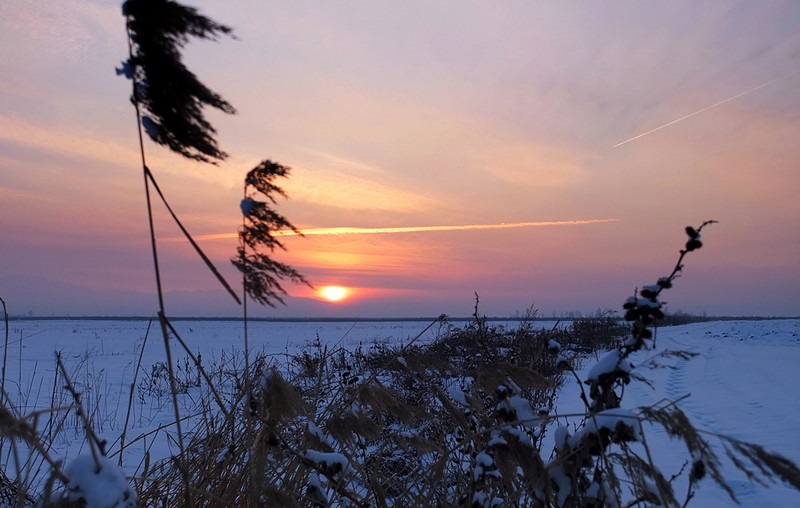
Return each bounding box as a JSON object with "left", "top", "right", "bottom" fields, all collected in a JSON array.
[{"left": 125, "top": 312, "right": 625, "bottom": 507}]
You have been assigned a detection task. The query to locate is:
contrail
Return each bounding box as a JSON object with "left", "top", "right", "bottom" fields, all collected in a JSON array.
[
  {"left": 612, "top": 77, "right": 783, "bottom": 148},
  {"left": 184, "top": 218, "right": 619, "bottom": 241},
  {"left": 279, "top": 218, "right": 618, "bottom": 236}
]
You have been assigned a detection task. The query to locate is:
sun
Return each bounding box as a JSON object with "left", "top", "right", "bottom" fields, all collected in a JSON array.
[{"left": 319, "top": 285, "right": 349, "bottom": 302}]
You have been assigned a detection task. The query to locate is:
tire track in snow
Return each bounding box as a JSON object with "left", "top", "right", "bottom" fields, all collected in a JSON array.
[{"left": 634, "top": 321, "right": 800, "bottom": 506}]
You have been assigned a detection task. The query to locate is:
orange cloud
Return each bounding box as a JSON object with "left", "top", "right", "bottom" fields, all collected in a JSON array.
[{"left": 279, "top": 152, "right": 437, "bottom": 214}]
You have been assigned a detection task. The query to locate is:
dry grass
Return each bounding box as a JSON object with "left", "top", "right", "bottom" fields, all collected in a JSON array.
[{"left": 2, "top": 303, "right": 799, "bottom": 506}]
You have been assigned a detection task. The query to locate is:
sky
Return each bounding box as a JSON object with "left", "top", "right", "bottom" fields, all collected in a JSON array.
[{"left": 1, "top": 1, "right": 799, "bottom": 318}]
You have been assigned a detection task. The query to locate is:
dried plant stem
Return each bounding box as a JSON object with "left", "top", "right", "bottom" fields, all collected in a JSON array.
[
  {"left": 126, "top": 20, "right": 188, "bottom": 486},
  {"left": 119, "top": 319, "right": 152, "bottom": 466},
  {"left": 1, "top": 296, "right": 8, "bottom": 403},
  {"left": 241, "top": 184, "right": 251, "bottom": 389},
  {"left": 144, "top": 167, "right": 240, "bottom": 304},
  {"left": 0, "top": 296, "right": 8, "bottom": 467},
  {"left": 157, "top": 312, "right": 188, "bottom": 487},
  {"left": 113, "top": 410, "right": 205, "bottom": 465},
  {"left": 638, "top": 419, "right": 671, "bottom": 505},
  {"left": 163, "top": 317, "right": 230, "bottom": 418},
  {"left": 55, "top": 353, "right": 103, "bottom": 471}
]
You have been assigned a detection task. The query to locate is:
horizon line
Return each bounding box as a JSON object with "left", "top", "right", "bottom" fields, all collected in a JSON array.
[{"left": 7, "top": 314, "right": 795, "bottom": 322}]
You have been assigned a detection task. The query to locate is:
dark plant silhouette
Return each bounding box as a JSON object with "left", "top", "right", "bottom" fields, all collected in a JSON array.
[
  {"left": 535, "top": 222, "right": 722, "bottom": 506},
  {"left": 121, "top": 0, "right": 236, "bottom": 163},
  {"left": 119, "top": 2, "right": 243, "bottom": 501},
  {"left": 589, "top": 220, "right": 719, "bottom": 414},
  {"left": 232, "top": 160, "right": 310, "bottom": 307}
]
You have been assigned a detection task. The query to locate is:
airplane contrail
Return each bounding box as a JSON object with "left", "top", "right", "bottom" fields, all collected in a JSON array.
[
  {"left": 612, "top": 77, "right": 784, "bottom": 148},
  {"left": 183, "top": 218, "right": 619, "bottom": 241},
  {"left": 278, "top": 218, "right": 619, "bottom": 236}
]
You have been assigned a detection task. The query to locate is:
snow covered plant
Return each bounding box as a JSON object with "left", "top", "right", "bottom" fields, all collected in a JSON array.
[
  {"left": 53, "top": 455, "right": 137, "bottom": 508},
  {"left": 544, "top": 221, "right": 800, "bottom": 507}
]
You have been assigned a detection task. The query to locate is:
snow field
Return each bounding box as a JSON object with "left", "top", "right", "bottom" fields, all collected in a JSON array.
[
  {"left": 557, "top": 319, "right": 800, "bottom": 507},
  {"left": 1, "top": 318, "right": 798, "bottom": 506}
]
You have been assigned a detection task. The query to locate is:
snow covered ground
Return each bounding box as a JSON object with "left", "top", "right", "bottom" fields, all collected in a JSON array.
[
  {"left": 0, "top": 318, "right": 455, "bottom": 478},
  {"left": 2, "top": 318, "right": 799, "bottom": 506},
  {"left": 558, "top": 319, "right": 800, "bottom": 507}
]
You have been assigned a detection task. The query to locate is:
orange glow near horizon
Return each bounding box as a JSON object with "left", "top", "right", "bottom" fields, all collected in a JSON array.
[
  {"left": 4, "top": 2, "right": 800, "bottom": 319},
  {"left": 319, "top": 285, "right": 349, "bottom": 302}
]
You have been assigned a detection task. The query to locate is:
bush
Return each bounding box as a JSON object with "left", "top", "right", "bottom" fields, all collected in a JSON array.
[{"left": 130, "top": 313, "right": 628, "bottom": 506}]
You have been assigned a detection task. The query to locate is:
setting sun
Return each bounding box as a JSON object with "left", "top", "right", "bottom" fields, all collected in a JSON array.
[{"left": 319, "top": 285, "right": 349, "bottom": 302}]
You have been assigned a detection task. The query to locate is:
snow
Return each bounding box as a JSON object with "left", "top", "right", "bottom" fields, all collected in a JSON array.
[
  {"left": 140, "top": 115, "right": 158, "bottom": 139},
  {"left": 0, "top": 319, "right": 452, "bottom": 493},
  {"left": 114, "top": 61, "right": 134, "bottom": 80},
  {"left": 473, "top": 450, "right": 495, "bottom": 481},
  {"left": 546, "top": 464, "right": 572, "bottom": 507},
  {"left": 585, "top": 348, "right": 632, "bottom": 382},
  {"left": 301, "top": 449, "right": 352, "bottom": 476},
  {"left": 567, "top": 407, "right": 643, "bottom": 447},
  {"left": 636, "top": 297, "right": 661, "bottom": 308},
  {"left": 486, "top": 430, "right": 508, "bottom": 448},
  {"left": 62, "top": 454, "right": 136, "bottom": 508},
  {"left": 447, "top": 382, "right": 468, "bottom": 406},
  {"left": 307, "top": 421, "right": 326, "bottom": 441},
  {"left": 553, "top": 425, "right": 569, "bottom": 451},
  {"left": 498, "top": 393, "right": 538, "bottom": 427},
  {"left": 240, "top": 197, "right": 256, "bottom": 216},
  {"left": 306, "top": 472, "right": 328, "bottom": 505},
  {"left": 558, "top": 319, "right": 800, "bottom": 507},
  {"left": 2, "top": 318, "right": 799, "bottom": 506}
]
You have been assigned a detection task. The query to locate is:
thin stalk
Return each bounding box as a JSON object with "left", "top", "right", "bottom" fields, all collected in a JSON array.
[
  {"left": 1, "top": 296, "right": 8, "bottom": 400},
  {"left": 47, "top": 361, "right": 59, "bottom": 443},
  {"left": 157, "top": 312, "right": 187, "bottom": 474},
  {"left": 113, "top": 410, "right": 205, "bottom": 459},
  {"left": 55, "top": 353, "right": 102, "bottom": 470},
  {"left": 17, "top": 329, "right": 21, "bottom": 412},
  {"left": 0, "top": 296, "right": 8, "bottom": 466},
  {"left": 144, "top": 167, "right": 240, "bottom": 304},
  {"left": 638, "top": 421, "right": 672, "bottom": 506},
  {"left": 242, "top": 183, "right": 250, "bottom": 391},
  {"left": 163, "top": 317, "right": 230, "bottom": 418},
  {"left": 119, "top": 319, "right": 152, "bottom": 466},
  {"left": 125, "top": 21, "right": 190, "bottom": 504},
  {"left": 240, "top": 184, "right": 255, "bottom": 499}
]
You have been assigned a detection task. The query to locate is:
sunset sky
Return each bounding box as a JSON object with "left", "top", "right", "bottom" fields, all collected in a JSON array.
[{"left": 1, "top": 1, "right": 799, "bottom": 318}]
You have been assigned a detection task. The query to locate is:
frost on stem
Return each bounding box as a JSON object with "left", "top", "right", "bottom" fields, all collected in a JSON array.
[
  {"left": 122, "top": 0, "right": 235, "bottom": 163},
  {"left": 232, "top": 160, "right": 309, "bottom": 307}
]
